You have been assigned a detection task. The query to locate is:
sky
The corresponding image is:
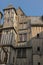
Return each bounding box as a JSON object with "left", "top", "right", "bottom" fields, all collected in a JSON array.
[{"left": 0, "top": 0, "right": 43, "bottom": 16}]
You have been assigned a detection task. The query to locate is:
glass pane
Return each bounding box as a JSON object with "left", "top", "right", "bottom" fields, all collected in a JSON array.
[
  {"left": 23, "top": 23, "right": 27, "bottom": 29},
  {"left": 22, "top": 49, "right": 26, "bottom": 58},
  {"left": 17, "top": 49, "right": 21, "bottom": 58},
  {"left": 19, "top": 34, "right": 22, "bottom": 41},
  {"left": 24, "top": 33, "right": 27, "bottom": 41}
]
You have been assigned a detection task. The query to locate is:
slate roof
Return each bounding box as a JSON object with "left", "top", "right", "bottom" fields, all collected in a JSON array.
[
  {"left": 3, "top": 4, "right": 16, "bottom": 11},
  {"left": 30, "top": 16, "right": 43, "bottom": 26},
  {"left": 2, "top": 4, "right": 43, "bottom": 26},
  {"left": 16, "top": 7, "right": 25, "bottom": 16}
]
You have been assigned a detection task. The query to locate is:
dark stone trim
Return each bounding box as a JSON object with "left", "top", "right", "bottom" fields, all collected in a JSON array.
[
  {"left": 31, "top": 24, "right": 43, "bottom": 27},
  {"left": 32, "top": 37, "right": 43, "bottom": 39},
  {"left": 3, "top": 8, "right": 15, "bottom": 11},
  {"left": 19, "top": 28, "right": 28, "bottom": 31},
  {"left": 33, "top": 53, "right": 42, "bottom": 56},
  {"left": 0, "top": 44, "right": 32, "bottom": 49},
  {"left": 0, "top": 45, "right": 14, "bottom": 49},
  {"left": 15, "top": 46, "right": 32, "bottom": 49},
  {"left": 0, "top": 27, "right": 17, "bottom": 34},
  {"left": 18, "top": 41, "right": 27, "bottom": 43},
  {"left": 3, "top": 8, "right": 17, "bottom": 15}
]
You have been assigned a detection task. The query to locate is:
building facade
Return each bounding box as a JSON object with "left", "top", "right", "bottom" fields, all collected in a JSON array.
[{"left": 0, "top": 5, "right": 43, "bottom": 65}]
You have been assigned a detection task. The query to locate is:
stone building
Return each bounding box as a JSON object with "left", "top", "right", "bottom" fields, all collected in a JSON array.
[{"left": 0, "top": 5, "right": 43, "bottom": 65}]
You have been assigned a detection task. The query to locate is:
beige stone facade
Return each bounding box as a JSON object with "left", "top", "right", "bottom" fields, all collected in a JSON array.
[{"left": 0, "top": 5, "right": 43, "bottom": 65}]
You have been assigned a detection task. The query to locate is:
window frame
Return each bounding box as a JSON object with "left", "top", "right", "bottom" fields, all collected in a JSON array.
[
  {"left": 19, "top": 22, "right": 28, "bottom": 30},
  {"left": 38, "top": 62, "right": 40, "bottom": 65},
  {"left": 17, "top": 48, "right": 26, "bottom": 58},
  {"left": 37, "top": 33, "right": 39, "bottom": 38},
  {"left": 37, "top": 46, "right": 40, "bottom": 51},
  {"left": 19, "top": 33, "right": 27, "bottom": 42}
]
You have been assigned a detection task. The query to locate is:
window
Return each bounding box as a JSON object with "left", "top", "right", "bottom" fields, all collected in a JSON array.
[
  {"left": 17, "top": 49, "right": 26, "bottom": 58},
  {"left": 19, "top": 33, "right": 27, "bottom": 42},
  {"left": 13, "top": 57, "right": 14, "bottom": 63},
  {"left": 19, "top": 24, "right": 23, "bottom": 29},
  {"left": 24, "top": 33, "right": 27, "bottom": 41},
  {"left": 19, "top": 22, "right": 27, "bottom": 30},
  {"left": 23, "top": 22, "right": 27, "bottom": 29},
  {"left": 37, "top": 47, "right": 40, "bottom": 51},
  {"left": 8, "top": 10, "right": 10, "bottom": 17},
  {"left": 22, "top": 49, "right": 26, "bottom": 58},
  {"left": 38, "top": 62, "right": 40, "bottom": 65},
  {"left": 17, "top": 49, "right": 21, "bottom": 58},
  {"left": 19, "top": 34, "right": 22, "bottom": 42},
  {"left": 37, "top": 34, "right": 39, "bottom": 38}
]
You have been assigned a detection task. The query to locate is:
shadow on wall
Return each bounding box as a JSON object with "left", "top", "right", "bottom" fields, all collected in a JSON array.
[{"left": 29, "top": 31, "right": 43, "bottom": 54}]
